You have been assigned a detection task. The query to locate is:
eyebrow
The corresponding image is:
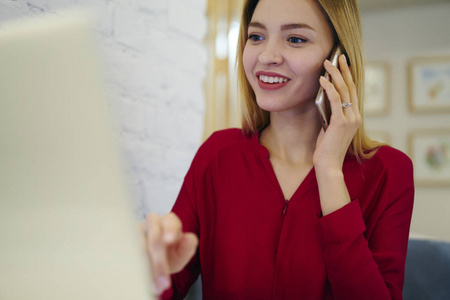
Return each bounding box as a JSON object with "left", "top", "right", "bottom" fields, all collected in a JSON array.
[{"left": 248, "top": 22, "right": 315, "bottom": 32}]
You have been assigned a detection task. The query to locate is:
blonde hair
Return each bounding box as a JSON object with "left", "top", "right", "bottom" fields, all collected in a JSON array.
[{"left": 236, "top": 0, "right": 383, "bottom": 161}]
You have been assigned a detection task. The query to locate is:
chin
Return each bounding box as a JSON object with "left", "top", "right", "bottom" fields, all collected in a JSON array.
[
  {"left": 255, "top": 98, "right": 285, "bottom": 113},
  {"left": 257, "top": 101, "right": 320, "bottom": 120},
  {"left": 256, "top": 95, "right": 308, "bottom": 113}
]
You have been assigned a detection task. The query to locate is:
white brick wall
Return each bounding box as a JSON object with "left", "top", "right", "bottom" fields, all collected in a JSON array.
[{"left": 0, "top": 0, "right": 207, "bottom": 218}]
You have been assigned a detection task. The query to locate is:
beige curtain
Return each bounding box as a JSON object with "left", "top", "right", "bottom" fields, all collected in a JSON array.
[{"left": 204, "top": 0, "right": 244, "bottom": 140}]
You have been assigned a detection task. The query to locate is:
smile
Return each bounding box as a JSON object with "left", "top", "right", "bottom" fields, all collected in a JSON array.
[
  {"left": 258, "top": 75, "right": 289, "bottom": 84},
  {"left": 256, "top": 72, "right": 290, "bottom": 90}
]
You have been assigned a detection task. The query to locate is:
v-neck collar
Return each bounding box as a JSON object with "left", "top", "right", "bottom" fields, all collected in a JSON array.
[{"left": 250, "top": 130, "right": 317, "bottom": 202}]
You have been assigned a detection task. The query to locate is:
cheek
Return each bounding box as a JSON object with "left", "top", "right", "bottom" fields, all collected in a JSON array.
[
  {"left": 307, "top": 62, "right": 324, "bottom": 88},
  {"left": 295, "top": 56, "right": 324, "bottom": 79},
  {"left": 293, "top": 59, "right": 324, "bottom": 96},
  {"left": 242, "top": 45, "right": 256, "bottom": 82}
]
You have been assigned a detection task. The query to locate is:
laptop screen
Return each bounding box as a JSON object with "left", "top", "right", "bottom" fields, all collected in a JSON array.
[{"left": 0, "top": 11, "right": 155, "bottom": 300}]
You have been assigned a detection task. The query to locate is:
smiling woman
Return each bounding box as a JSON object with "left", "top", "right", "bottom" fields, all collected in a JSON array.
[
  {"left": 143, "top": 1, "right": 415, "bottom": 299},
  {"left": 237, "top": 0, "right": 377, "bottom": 162}
]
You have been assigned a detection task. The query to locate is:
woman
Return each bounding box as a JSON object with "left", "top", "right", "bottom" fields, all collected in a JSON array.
[{"left": 144, "top": 0, "right": 414, "bottom": 299}]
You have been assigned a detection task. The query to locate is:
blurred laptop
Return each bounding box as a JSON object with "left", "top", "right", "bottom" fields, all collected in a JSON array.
[{"left": 0, "top": 11, "right": 155, "bottom": 300}]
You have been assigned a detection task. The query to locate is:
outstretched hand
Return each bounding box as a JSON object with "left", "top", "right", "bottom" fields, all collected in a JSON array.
[{"left": 141, "top": 212, "right": 198, "bottom": 294}]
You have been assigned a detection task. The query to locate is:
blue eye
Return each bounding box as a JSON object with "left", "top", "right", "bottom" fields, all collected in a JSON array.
[
  {"left": 288, "top": 37, "right": 306, "bottom": 44},
  {"left": 248, "top": 34, "right": 264, "bottom": 42}
]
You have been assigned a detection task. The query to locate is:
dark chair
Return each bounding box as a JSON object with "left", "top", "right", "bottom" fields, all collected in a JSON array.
[{"left": 403, "top": 238, "right": 450, "bottom": 300}]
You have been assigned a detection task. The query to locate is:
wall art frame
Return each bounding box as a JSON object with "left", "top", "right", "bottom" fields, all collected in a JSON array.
[
  {"left": 408, "top": 56, "right": 450, "bottom": 113},
  {"left": 408, "top": 129, "right": 450, "bottom": 187}
]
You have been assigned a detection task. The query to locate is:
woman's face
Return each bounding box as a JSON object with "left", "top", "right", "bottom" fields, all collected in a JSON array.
[{"left": 243, "top": 0, "right": 335, "bottom": 114}]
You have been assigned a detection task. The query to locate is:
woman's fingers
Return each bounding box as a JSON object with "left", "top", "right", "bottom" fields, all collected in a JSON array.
[
  {"left": 167, "top": 232, "right": 199, "bottom": 273},
  {"left": 319, "top": 75, "right": 350, "bottom": 126},
  {"left": 337, "top": 55, "right": 360, "bottom": 118},
  {"left": 324, "top": 58, "right": 351, "bottom": 106},
  {"left": 143, "top": 212, "right": 199, "bottom": 294},
  {"left": 160, "top": 213, "right": 198, "bottom": 273},
  {"left": 146, "top": 213, "right": 170, "bottom": 293},
  {"left": 161, "top": 213, "right": 183, "bottom": 244},
  {"left": 146, "top": 213, "right": 172, "bottom": 293},
  {"left": 321, "top": 55, "right": 361, "bottom": 128}
]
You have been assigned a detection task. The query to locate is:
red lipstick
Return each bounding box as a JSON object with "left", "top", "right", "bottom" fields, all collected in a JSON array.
[{"left": 256, "top": 71, "right": 290, "bottom": 90}]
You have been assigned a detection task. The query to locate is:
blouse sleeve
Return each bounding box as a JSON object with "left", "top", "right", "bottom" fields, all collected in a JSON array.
[{"left": 319, "top": 152, "right": 414, "bottom": 300}]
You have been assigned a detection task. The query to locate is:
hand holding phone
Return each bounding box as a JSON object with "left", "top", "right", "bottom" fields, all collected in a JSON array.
[{"left": 315, "top": 44, "right": 345, "bottom": 131}]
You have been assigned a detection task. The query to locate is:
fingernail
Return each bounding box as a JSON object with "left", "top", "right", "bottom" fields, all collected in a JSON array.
[
  {"left": 341, "top": 54, "right": 347, "bottom": 64},
  {"left": 325, "top": 59, "right": 332, "bottom": 66}
]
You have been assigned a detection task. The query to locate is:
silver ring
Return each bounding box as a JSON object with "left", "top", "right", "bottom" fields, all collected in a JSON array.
[{"left": 342, "top": 102, "right": 352, "bottom": 108}]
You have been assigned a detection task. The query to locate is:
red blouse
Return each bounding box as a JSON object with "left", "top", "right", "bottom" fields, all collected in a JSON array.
[{"left": 161, "top": 128, "right": 414, "bottom": 300}]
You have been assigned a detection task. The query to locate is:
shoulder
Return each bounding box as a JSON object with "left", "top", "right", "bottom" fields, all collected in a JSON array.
[
  {"left": 191, "top": 128, "right": 249, "bottom": 169},
  {"left": 348, "top": 147, "right": 414, "bottom": 218},
  {"left": 199, "top": 128, "right": 248, "bottom": 155},
  {"left": 346, "top": 146, "right": 413, "bottom": 185},
  {"left": 346, "top": 146, "right": 414, "bottom": 194},
  {"left": 203, "top": 128, "right": 247, "bottom": 148},
  {"left": 361, "top": 146, "right": 415, "bottom": 198},
  {"left": 368, "top": 146, "right": 413, "bottom": 175}
]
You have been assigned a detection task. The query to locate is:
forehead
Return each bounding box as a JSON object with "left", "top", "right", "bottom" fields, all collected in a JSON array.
[{"left": 250, "top": 0, "right": 330, "bottom": 32}]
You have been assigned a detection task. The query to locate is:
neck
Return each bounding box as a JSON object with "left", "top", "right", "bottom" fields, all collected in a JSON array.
[{"left": 260, "top": 108, "right": 322, "bottom": 164}]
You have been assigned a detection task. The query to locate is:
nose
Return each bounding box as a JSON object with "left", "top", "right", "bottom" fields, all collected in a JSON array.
[{"left": 258, "top": 40, "right": 283, "bottom": 65}]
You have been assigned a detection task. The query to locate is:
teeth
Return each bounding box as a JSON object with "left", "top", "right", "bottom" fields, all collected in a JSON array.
[{"left": 259, "top": 75, "right": 288, "bottom": 83}]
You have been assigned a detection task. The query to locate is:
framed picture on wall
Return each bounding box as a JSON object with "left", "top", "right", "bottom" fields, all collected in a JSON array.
[
  {"left": 364, "top": 61, "right": 390, "bottom": 116},
  {"left": 408, "top": 56, "right": 450, "bottom": 113},
  {"left": 408, "top": 129, "right": 450, "bottom": 187}
]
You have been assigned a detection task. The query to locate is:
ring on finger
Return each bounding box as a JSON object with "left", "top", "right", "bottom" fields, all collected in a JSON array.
[{"left": 341, "top": 102, "right": 352, "bottom": 108}]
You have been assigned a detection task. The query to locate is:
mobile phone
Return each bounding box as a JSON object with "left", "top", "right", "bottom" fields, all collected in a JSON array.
[{"left": 315, "top": 44, "right": 345, "bottom": 131}]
